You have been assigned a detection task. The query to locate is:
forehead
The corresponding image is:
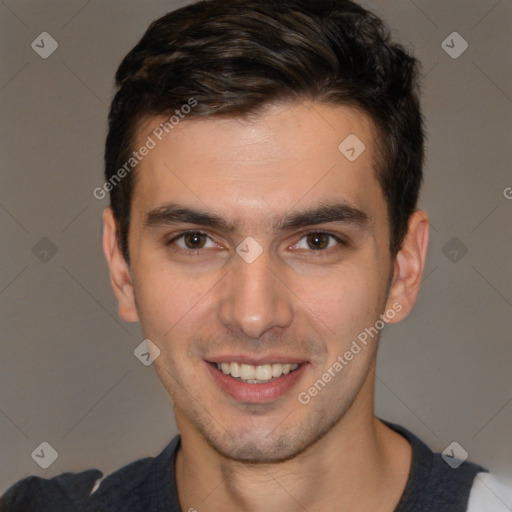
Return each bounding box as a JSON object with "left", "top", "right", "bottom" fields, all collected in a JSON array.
[{"left": 131, "top": 100, "right": 385, "bottom": 231}]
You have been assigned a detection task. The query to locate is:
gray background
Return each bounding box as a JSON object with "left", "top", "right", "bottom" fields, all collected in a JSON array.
[{"left": 1, "top": 0, "right": 511, "bottom": 494}]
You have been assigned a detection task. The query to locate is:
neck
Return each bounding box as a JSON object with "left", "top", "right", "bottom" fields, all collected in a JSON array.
[{"left": 174, "top": 366, "right": 412, "bottom": 512}]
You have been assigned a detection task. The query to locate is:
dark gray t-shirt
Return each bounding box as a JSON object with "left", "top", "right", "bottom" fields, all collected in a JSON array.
[{"left": 0, "top": 420, "right": 488, "bottom": 511}]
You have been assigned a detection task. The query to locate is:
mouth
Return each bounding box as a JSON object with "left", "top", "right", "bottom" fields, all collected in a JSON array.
[
  {"left": 205, "top": 359, "right": 309, "bottom": 403},
  {"left": 210, "top": 361, "right": 301, "bottom": 383}
]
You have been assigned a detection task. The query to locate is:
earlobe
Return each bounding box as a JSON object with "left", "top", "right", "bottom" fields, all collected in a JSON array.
[
  {"left": 102, "top": 208, "right": 139, "bottom": 323},
  {"left": 384, "top": 210, "right": 429, "bottom": 323}
]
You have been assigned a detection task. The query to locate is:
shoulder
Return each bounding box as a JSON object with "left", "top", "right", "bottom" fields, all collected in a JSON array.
[
  {"left": 0, "top": 469, "right": 102, "bottom": 511},
  {"left": 0, "top": 436, "right": 180, "bottom": 512},
  {"left": 466, "top": 472, "right": 512, "bottom": 512},
  {"left": 379, "top": 419, "right": 490, "bottom": 512},
  {"left": 86, "top": 450, "right": 158, "bottom": 509}
]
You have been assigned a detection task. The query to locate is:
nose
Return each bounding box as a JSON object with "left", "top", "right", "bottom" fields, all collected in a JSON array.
[{"left": 218, "top": 244, "right": 294, "bottom": 339}]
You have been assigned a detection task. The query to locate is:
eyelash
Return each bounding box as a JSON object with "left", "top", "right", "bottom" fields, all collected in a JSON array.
[{"left": 165, "top": 230, "right": 346, "bottom": 257}]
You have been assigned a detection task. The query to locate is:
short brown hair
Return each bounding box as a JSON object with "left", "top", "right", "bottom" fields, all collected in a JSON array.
[{"left": 105, "top": 0, "right": 424, "bottom": 262}]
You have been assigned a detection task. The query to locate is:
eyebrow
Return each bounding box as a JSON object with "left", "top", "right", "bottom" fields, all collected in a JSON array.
[{"left": 144, "top": 201, "right": 369, "bottom": 233}]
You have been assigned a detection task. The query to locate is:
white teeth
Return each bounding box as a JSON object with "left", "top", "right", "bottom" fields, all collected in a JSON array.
[
  {"left": 255, "top": 364, "right": 273, "bottom": 380},
  {"left": 230, "top": 362, "right": 241, "bottom": 378},
  {"left": 215, "top": 362, "right": 300, "bottom": 381},
  {"left": 272, "top": 363, "right": 283, "bottom": 377},
  {"left": 240, "top": 364, "right": 256, "bottom": 380}
]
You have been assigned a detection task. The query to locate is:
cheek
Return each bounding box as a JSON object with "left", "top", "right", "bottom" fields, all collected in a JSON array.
[
  {"left": 132, "top": 256, "right": 219, "bottom": 344},
  {"left": 295, "top": 264, "right": 385, "bottom": 344}
]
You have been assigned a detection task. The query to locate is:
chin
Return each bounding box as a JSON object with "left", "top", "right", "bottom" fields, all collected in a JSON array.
[
  {"left": 200, "top": 422, "right": 322, "bottom": 464},
  {"left": 214, "top": 436, "right": 302, "bottom": 464}
]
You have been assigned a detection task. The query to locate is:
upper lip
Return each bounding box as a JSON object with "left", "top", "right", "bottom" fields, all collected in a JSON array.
[{"left": 206, "top": 355, "right": 308, "bottom": 366}]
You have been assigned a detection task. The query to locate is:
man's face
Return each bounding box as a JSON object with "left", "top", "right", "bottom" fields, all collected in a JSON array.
[{"left": 115, "top": 101, "right": 400, "bottom": 462}]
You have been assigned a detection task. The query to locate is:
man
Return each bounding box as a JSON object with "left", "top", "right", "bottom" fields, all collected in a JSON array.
[{"left": 2, "top": 0, "right": 511, "bottom": 511}]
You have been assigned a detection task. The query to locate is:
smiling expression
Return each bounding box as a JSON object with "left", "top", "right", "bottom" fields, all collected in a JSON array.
[{"left": 105, "top": 100, "right": 411, "bottom": 462}]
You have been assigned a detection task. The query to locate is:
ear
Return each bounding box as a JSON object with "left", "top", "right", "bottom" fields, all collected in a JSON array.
[
  {"left": 102, "top": 208, "right": 139, "bottom": 322},
  {"left": 384, "top": 210, "right": 429, "bottom": 323}
]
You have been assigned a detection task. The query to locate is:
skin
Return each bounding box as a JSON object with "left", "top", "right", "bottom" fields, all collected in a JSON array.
[{"left": 103, "top": 100, "right": 429, "bottom": 511}]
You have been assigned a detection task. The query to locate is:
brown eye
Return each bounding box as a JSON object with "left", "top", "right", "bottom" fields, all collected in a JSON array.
[
  {"left": 167, "top": 231, "right": 217, "bottom": 253},
  {"left": 182, "top": 232, "right": 208, "bottom": 249},
  {"left": 306, "top": 232, "right": 330, "bottom": 250},
  {"left": 291, "top": 231, "right": 344, "bottom": 255}
]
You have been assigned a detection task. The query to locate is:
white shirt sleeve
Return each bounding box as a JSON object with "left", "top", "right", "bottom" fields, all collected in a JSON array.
[
  {"left": 90, "top": 475, "right": 106, "bottom": 495},
  {"left": 466, "top": 472, "right": 512, "bottom": 512}
]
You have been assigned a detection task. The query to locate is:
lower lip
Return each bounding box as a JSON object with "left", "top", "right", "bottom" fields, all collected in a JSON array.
[{"left": 205, "top": 361, "right": 309, "bottom": 403}]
